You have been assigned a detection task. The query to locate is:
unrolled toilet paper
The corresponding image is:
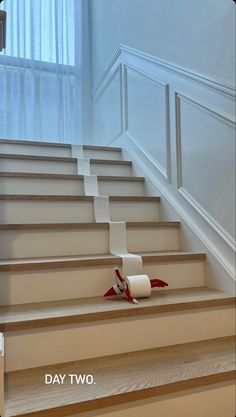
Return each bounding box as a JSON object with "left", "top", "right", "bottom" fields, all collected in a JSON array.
[
  {"left": 71, "top": 145, "right": 84, "bottom": 158},
  {"left": 126, "top": 274, "right": 151, "bottom": 298},
  {"left": 84, "top": 175, "right": 99, "bottom": 196},
  {"left": 77, "top": 158, "right": 90, "bottom": 175},
  {"left": 94, "top": 195, "right": 110, "bottom": 222},
  {"left": 71, "top": 145, "right": 91, "bottom": 175},
  {"left": 109, "top": 222, "right": 143, "bottom": 275},
  {"left": 71, "top": 144, "right": 144, "bottom": 281}
]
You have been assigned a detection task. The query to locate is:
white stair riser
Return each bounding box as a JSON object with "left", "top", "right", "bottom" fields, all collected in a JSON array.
[
  {"left": 0, "top": 261, "right": 204, "bottom": 305},
  {"left": 85, "top": 149, "right": 121, "bottom": 160},
  {"left": 0, "top": 200, "right": 160, "bottom": 224},
  {"left": 70, "top": 383, "right": 235, "bottom": 417},
  {"left": 0, "top": 144, "right": 122, "bottom": 160},
  {"left": 4, "top": 307, "right": 235, "bottom": 371},
  {"left": 0, "top": 177, "right": 144, "bottom": 196},
  {"left": 0, "top": 227, "right": 179, "bottom": 258},
  {"left": 0, "top": 158, "right": 132, "bottom": 176}
]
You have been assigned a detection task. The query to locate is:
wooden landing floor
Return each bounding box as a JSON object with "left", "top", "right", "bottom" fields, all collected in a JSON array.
[{"left": 4, "top": 336, "right": 235, "bottom": 417}]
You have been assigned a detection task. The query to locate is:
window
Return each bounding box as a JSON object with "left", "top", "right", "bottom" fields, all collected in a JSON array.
[
  {"left": 0, "top": 0, "right": 76, "bottom": 66},
  {"left": 0, "top": 0, "right": 84, "bottom": 142}
]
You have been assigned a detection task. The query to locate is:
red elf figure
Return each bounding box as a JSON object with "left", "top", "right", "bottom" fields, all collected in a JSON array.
[{"left": 104, "top": 268, "right": 168, "bottom": 304}]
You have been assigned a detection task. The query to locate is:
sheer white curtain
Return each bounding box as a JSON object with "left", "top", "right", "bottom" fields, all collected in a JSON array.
[{"left": 0, "top": 0, "right": 89, "bottom": 143}]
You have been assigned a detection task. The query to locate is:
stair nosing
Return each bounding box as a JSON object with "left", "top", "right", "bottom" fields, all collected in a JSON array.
[
  {"left": 0, "top": 252, "right": 206, "bottom": 272},
  {"left": 0, "top": 138, "right": 70, "bottom": 148},
  {"left": 23, "top": 372, "right": 234, "bottom": 417},
  {"left": 4, "top": 336, "right": 235, "bottom": 417},
  {"left": 0, "top": 139, "right": 122, "bottom": 151},
  {"left": 0, "top": 288, "right": 235, "bottom": 332},
  {"left": 0, "top": 172, "right": 144, "bottom": 182},
  {"left": 0, "top": 153, "right": 132, "bottom": 165},
  {"left": 0, "top": 221, "right": 180, "bottom": 231},
  {"left": 0, "top": 194, "right": 160, "bottom": 201}
]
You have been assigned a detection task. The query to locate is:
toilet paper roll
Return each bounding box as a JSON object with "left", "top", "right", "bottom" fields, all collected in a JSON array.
[{"left": 126, "top": 275, "right": 151, "bottom": 298}]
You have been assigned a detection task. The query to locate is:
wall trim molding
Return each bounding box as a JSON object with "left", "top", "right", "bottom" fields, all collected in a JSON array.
[
  {"left": 175, "top": 90, "right": 236, "bottom": 251},
  {"left": 175, "top": 91, "right": 236, "bottom": 139},
  {"left": 119, "top": 132, "right": 170, "bottom": 181},
  {"left": 93, "top": 45, "right": 236, "bottom": 100},
  {"left": 123, "top": 64, "right": 171, "bottom": 181},
  {"left": 175, "top": 90, "right": 236, "bottom": 188},
  {"left": 112, "top": 132, "right": 235, "bottom": 281},
  {"left": 92, "top": 44, "right": 235, "bottom": 284},
  {"left": 93, "top": 63, "right": 122, "bottom": 104},
  {"left": 179, "top": 187, "right": 236, "bottom": 251},
  {"left": 93, "top": 47, "right": 122, "bottom": 96},
  {"left": 93, "top": 64, "right": 123, "bottom": 145}
]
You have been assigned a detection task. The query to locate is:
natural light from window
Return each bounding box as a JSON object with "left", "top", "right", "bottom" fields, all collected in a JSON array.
[{"left": 1, "top": 0, "right": 76, "bottom": 66}]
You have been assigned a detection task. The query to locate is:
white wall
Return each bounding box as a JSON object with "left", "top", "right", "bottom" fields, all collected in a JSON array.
[
  {"left": 90, "top": 0, "right": 236, "bottom": 87},
  {"left": 90, "top": 0, "right": 236, "bottom": 290}
]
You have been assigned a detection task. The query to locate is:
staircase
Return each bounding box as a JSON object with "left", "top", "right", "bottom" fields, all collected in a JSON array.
[{"left": 0, "top": 139, "right": 235, "bottom": 417}]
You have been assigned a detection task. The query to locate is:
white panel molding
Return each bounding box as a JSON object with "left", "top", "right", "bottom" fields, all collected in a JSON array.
[
  {"left": 93, "top": 47, "right": 122, "bottom": 96},
  {"left": 93, "top": 63, "right": 123, "bottom": 144},
  {"left": 121, "top": 63, "right": 128, "bottom": 133},
  {"left": 175, "top": 91, "right": 236, "bottom": 251},
  {"left": 119, "top": 132, "right": 169, "bottom": 181},
  {"left": 124, "top": 64, "right": 171, "bottom": 180},
  {"left": 175, "top": 89, "right": 236, "bottom": 187},
  {"left": 92, "top": 44, "right": 236, "bottom": 286},
  {"left": 93, "top": 45, "right": 236, "bottom": 100},
  {"left": 93, "top": 63, "right": 122, "bottom": 107},
  {"left": 115, "top": 132, "right": 235, "bottom": 284},
  {"left": 179, "top": 187, "right": 236, "bottom": 251}
]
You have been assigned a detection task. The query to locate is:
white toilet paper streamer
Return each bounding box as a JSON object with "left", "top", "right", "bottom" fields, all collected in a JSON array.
[
  {"left": 94, "top": 195, "right": 110, "bottom": 222},
  {"left": 77, "top": 159, "right": 91, "bottom": 175},
  {"left": 71, "top": 146, "right": 91, "bottom": 176},
  {"left": 94, "top": 199, "right": 143, "bottom": 276},
  {"left": 109, "top": 221, "right": 143, "bottom": 276},
  {"left": 84, "top": 175, "right": 99, "bottom": 196},
  {"left": 71, "top": 145, "right": 84, "bottom": 158},
  {"left": 126, "top": 275, "right": 151, "bottom": 298},
  {"left": 71, "top": 146, "right": 99, "bottom": 196},
  {"left": 71, "top": 145, "right": 143, "bottom": 277}
]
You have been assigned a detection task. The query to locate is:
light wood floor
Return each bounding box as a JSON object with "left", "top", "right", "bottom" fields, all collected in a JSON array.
[
  {"left": 0, "top": 287, "right": 234, "bottom": 331},
  {"left": 4, "top": 336, "right": 235, "bottom": 417},
  {"left": 0, "top": 251, "right": 206, "bottom": 272}
]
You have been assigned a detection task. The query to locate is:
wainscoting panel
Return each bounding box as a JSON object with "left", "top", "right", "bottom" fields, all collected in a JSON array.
[
  {"left": 175, "top": 92, "right": 235, "bottom": 241},
  {"left": 93, "top": 65, "right": 123, "bottom": 145},
  {"left": 92, "top": 45, "right": 236, "bottom": 285},
  {"left": 125, "top": 65, "right": 170, "bottom": 179}
]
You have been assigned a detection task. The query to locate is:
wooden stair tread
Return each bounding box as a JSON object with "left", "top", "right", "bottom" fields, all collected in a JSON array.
[
  {"left": 4, "top": 336, "right": 235, "bottom": 417},
  {"left": 0, "top": 172, "right": 144, "bottom": 182},
  {"left": 0, "top": 221, "right": 180, "bottom": 230},
  {"left": 0, "top": 288, "right": 234, "bottom": 332},
  {"left": 0, "top": 194, "right": 160, "bottom": 201},
  {"left": 0, "top": 139, "right": 122, "bottom": 152},
  {"left": 0, "top": 251, "right": 206, "bottom": 271},
  {"left": 0, "top": 153, "right": 131, "bottom": 165}
]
